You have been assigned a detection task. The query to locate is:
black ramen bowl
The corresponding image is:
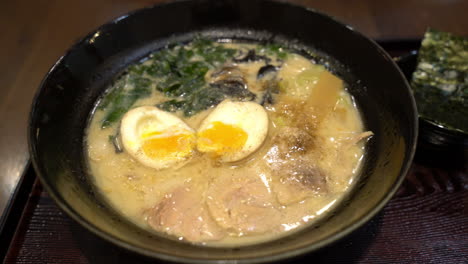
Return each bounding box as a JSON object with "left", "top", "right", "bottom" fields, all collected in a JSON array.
[{"left": 28, "top": 0, "right": 418, "bottom": 263}]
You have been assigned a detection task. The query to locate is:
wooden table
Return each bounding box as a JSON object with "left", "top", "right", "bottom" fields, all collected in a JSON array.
[{"left": 1, "top": 0, "right": 467, "bottom": 263}]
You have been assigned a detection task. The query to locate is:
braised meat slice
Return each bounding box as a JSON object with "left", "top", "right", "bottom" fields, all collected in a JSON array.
[
  {"left": 272, "top": 160, "right": 327, "bottom": 205},
  {"left": 265, "top": 127, "right": 327, "bottom": 205},
  {"left": 206, "top": 174, "right": 282, "bottom": 235},
  {"left": 146, "top": 185, "right": 226, "bottom": 242}
]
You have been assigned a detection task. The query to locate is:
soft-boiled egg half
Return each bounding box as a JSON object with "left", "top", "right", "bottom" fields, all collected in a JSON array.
[
  {"left": 120, "top": 106, "right": 196, "bottom": 170},
  {"left": 197, "top": 100, "right": 269, "bottom": 162}
]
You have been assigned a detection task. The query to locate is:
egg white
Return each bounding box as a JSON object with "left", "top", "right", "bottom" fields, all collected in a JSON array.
[
  {"left": 197, "top": 100, "right": 269, "bottom": 162},
  {"left": 120, "top": 106, "right": 196, "bottom": 170}
]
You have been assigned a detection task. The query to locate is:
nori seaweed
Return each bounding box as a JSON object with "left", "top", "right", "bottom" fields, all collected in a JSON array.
[{"left": 411, "top": 28, "right": 468, "bottom": 132}]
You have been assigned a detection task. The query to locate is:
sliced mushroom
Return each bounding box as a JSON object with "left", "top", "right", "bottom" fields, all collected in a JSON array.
[
  {"left": 257, "top": 64, "right": 278, "bottom": 80},
  {"left": 233, "top": 50, "right": 270, "bottom": 63},
  {"left": 211, "top": 66, "right": 245, "bottom": 83},
  {"left": 210, "top": 81, "right": 256, "bottom": 101},
  {"left": 210, "top": 65, "right": 256, "bottom": 101},
  {"left": 260, "top": 80, "right": 279, "bottom": 106},
  {"left": 109, "top": 128, "right": 123, "bottom": 153}
]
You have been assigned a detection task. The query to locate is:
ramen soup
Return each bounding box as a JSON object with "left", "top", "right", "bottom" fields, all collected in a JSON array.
[{"left": 86, "top": 39, "right": 372, "bottom": 246}]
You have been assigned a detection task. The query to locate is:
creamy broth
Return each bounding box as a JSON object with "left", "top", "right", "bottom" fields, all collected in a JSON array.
[{"left": 86, "top": 40, "right": 371, "bottom": 246}]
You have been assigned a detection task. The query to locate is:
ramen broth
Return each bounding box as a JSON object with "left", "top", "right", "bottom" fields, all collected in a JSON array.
[{"left": 86, "top": 40, "right": 371, "bottom": 246}]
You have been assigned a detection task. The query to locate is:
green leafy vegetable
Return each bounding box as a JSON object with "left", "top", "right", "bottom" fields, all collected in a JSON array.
[
  {"left": 98, "top": 37, "right": 289, "bottom": 127},
  {"left": 99, "top": 38, "right": 240, "bottom": 127},
  {"left": 100, "top": 74, "right": 152, "bottom": 128},
  {"left": 147, "top": 38, "right": 242, "bottom": 116},
  {"left": 149, "top": 38, "right": 247, "bottom": 116},
  {"left": 158, "top": 85, "right": 231, "bottom": 116},
  {"left": 191, "top": 38, "right": 237, "bottom": 66}
]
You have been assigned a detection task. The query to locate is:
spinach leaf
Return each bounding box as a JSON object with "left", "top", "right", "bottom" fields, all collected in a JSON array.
[
  {"left": 157, "top": 80, "right": 257, "bottom": 117},
  {"left": 100, "top": 74, "right": 152, "bottom": 128},
  {"left": 98, "top": 38, "right": 286, "bottom": 128},
  {"left": 152, "top": 38, "right": 239, "bottom": 115},
  {"left": 191, "top": 38, "right": 237, "bottom": 66}
]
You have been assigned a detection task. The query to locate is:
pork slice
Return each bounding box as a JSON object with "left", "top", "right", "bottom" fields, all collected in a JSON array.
[
  {"left": 265, "top": 127, "right": 327, "bottom": 205},
  {"left": 146, "top": 185, "right": 226, "bottom": 242},
  {"left": 270, "top": 127, "right": 314, "bottom": 158},
  {"left": 272, "top": 160, "right": 327, "bottom": 205},
  {"left": 206, "top": 174, "right": 282, "bottom": 235}
]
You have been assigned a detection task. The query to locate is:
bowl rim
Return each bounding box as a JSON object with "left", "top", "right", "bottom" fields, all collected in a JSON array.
[{"left": 28, "top": 0, "right": 418, "bottom": 263}]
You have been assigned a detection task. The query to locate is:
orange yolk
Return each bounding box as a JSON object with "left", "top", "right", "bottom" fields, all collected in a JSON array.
[
  {"left": 141, "top": 132, "right": 195, "bottom": 159},
  {"left": 197, "top": 121, "right": 248, "bottom": 154}
]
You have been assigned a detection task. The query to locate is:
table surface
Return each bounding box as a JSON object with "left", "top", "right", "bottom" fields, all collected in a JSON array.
[{"left": 1, "top": 0, "right": 467, "bottom": 263}]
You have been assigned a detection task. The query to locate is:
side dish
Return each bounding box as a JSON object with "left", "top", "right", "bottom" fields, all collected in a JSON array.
[{"left": 411, "top": 29, "right": 468, "bottom": 133}]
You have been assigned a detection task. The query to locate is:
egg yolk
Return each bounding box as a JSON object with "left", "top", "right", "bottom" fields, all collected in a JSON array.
[
  {"left": 197, "top": 121, "right": 248, "bottom": 155},
  {"left": 141, "top": 131, "right": 195, "bottom": 159}
]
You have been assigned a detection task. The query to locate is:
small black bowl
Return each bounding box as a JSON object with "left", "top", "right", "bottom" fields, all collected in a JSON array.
[
  {"left": 396, "top": 52, "right": 468, "bottom": 168},
  {"left": 28, "top": 0, "right": 418, "bottom": 263}
]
